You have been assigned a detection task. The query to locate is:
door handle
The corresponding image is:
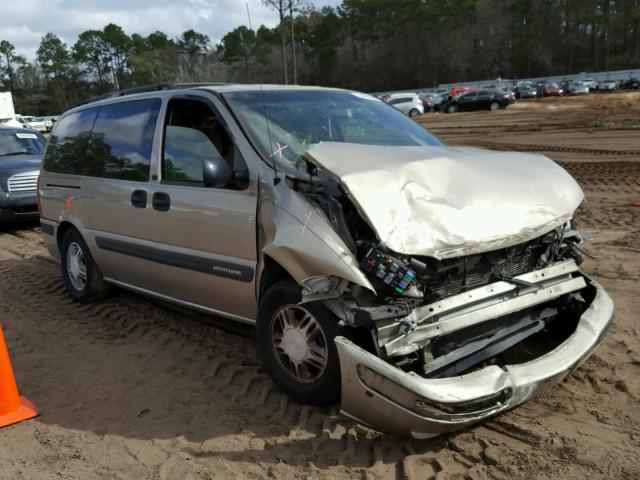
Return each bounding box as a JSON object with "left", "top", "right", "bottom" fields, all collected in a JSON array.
[
  {"left": 152, "top": 192, "right": 171, "bottom": 212},
  {"left": 131, "top": 190, "right": 147, "bottom": 208}
]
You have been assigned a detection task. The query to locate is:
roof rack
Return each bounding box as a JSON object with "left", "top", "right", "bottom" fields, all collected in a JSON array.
[{"left": 75, "top": 82, "right": 229, "bottom": 107}]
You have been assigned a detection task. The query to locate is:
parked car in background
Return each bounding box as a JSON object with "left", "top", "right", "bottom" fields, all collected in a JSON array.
[
  {"left": 562, "top": 81, "right": 589, "bottom": 95},
  {"left": 443, "top": 88, "right": 514, "bottom": 113},
  {"left": 40, "top": 116, "right": 58, "bottom": 131},
  {"left": 386, "top": 93, "right": 424, "bottom": 118},
  {"left": 500, "top": 88, "right": 516, "bottom": 102},
  {"left": 418, "top": 93, "right": 444, "bottom": 111},
  {"left": 580, "top": 78, "right": 598, "bottom": 91},
  {"left": 514, "top": 85, "right": 538, "bottom": 98},
  {"left": 622, "top": 78, "right": 640, "bottom": 90},
  {"left": 449, "top": 85, "right": 478, "bottom": 97},
  {"left": 542, "top": 82, "right": 564, "bottom": 96},
  {"left": 0, "top": 127, "right": 46, "bottom": 222},
  {"left": 418, "top": 94, "right": 434, "bottom": 111},
  {"left": 597, "top": 80, "right": 618, "bottom": 92},
  {"left": 17, "top": 116, "right": 48, "bottom": 132}
]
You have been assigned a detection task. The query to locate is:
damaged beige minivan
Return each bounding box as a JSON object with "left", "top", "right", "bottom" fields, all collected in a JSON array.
[{"left": 38, "top": 84, "right": 614, "bottom": 438}]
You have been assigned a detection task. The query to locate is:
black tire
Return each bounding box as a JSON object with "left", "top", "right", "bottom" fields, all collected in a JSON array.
[
  {"left": 257, "top": 279, "right": 342, "bottom": 405},
  {"left": 409, "top": 109, "right": 420, "bottom": 119},
  {"left": 447, "top": 104, "right": 457, "bottom": 113},
  {"left": 489, "top": 101, "right": 500, "bottom": 111},
  {"left": 61, "top": 229, "right": 110, "bottom": 304}
]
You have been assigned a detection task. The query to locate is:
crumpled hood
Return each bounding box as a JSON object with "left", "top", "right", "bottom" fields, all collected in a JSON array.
[{"left": 307, "top": 142, "right": 584, "bottom": 259}]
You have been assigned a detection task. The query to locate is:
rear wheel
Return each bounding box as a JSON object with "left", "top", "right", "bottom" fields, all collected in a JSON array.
[
  {"left": 447, "top": 104, "right": 457, "bottom": 113},
  {"left": 409, "top": 109, "right": 420, "bottom": 119},
  {"left": 257, "top": 279, "right": 342, "bottom": 405},
  {"left": 61, "top": 229, "right": 110, "bottom": 304},
  {"left": 490, "top": 101, "right": 500, "bottom": 111}
]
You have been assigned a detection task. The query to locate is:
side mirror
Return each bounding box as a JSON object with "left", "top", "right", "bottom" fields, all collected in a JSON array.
[{"left": 203, "top": 156, "right": 233, "bottom": 188}]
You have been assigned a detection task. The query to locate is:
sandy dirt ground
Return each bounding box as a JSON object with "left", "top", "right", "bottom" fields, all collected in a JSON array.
[{"left": 0, "top": 92, "right": 639, "bottom": 480}]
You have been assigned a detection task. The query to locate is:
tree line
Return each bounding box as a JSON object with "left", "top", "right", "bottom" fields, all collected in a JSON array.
[{"left": 1, "top": 0, "right": 639, "bottom": 115}]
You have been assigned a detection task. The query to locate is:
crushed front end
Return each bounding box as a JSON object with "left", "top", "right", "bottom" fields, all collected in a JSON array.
[
  {"left": 270, "top": 142, "right": 614, "bottom": 438},
  {"left": 324, "top": 222, "right": 613, "bottom": 438}
]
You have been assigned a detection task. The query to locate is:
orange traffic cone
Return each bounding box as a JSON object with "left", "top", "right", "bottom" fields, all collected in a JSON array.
[{"left": 0, "top": 324, "right": 38, "bottom": 428}]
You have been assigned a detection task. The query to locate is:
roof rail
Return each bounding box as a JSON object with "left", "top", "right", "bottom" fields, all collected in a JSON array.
[{"left": 75, "top": 82, "right": 229, "bottom": 107}]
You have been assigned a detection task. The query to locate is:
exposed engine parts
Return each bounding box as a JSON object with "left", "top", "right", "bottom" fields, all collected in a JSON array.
[
  {"left": 299, "top": 183, "right": 591, "bottom": 380},
  {"left": 293, "top": 153, "right": 595, "bottom": 395},
  {"left": 360, "top": 248, "right": 420, "bottom": 298}
]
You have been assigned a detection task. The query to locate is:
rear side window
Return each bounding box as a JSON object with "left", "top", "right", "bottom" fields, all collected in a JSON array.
[
  {"left": 85, "top": 99, "right": 161, "bottom": 181},
  {"left": 43, "top": 108, "right": 98, "bottom": 174}
]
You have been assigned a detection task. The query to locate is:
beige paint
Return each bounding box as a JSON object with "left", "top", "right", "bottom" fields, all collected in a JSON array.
[{"left": 307, "top": 142, "right": 584, "bottom": 259}]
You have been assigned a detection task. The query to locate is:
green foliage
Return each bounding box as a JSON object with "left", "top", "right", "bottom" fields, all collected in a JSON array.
[
  {"left": 178, "top": 29, "right": 210, "bottom": 79},
  {"left": 37, "top": 33, "right": 72, "bottom": 79},
  {"left": 1, "top": 0, "right": 639, "bottom": 115},
  {"left": 0, "top": 40, "right": 26, "bottom": 90}
]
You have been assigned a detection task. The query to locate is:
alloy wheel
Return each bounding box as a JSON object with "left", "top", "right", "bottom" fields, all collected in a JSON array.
[
  {"left": 270, "top": 304, "right": 328, "bottom": 384},
  {"left": 66, "top": 241, "right": 87, "bottom": 291}
]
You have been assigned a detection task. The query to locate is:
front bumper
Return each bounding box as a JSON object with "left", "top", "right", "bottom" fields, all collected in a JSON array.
[
  {"left": 336, "top": 276, "right": 613, "bottom": 438},
  {"left": 0, "top": 191, "right": 38, "bottom": 221}
]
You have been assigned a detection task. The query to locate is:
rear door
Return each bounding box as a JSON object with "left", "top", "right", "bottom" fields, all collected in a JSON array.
[
  {"left": 457, "top": 92, "right": 477, "bottom": 111},
  {"left": 474, "top": 90, "right": 491, "bottom": 110},
  {"left": 389, "top": 97, "right": 410, "bottom": 114},
  {"left": 129, "top": 93, "right": 259, "bottom": 321},
  {"left": 80, "top": 97, "right": 164, "bottom": 287}
]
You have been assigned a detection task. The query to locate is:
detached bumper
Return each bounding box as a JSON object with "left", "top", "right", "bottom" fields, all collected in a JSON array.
[
  {"left": 0, "top": 191, "right": 38, "bottom": 221},
  {"left": 336, "top": 277, "right": 613, "bottom": 438}
]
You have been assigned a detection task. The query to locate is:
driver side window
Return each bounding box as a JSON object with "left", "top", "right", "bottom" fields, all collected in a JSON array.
[{"left": 162, "top": 98, "right": 248, "bottom": 188}]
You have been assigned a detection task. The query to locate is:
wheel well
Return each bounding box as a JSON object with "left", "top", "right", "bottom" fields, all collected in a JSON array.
[
  {"left": 259, "top": 256, "right": 295, "bottom": 301},
  {"left": 56, "top": 221, "right": 76, "bottom": 253}
]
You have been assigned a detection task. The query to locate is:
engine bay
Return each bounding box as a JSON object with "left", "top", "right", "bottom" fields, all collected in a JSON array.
[{"left": 296, "top": 174, "right": 591, "bottom": 381}]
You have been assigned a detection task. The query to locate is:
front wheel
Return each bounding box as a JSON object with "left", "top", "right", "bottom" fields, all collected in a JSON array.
[
  {"left": 490, "top": 101, "right": 500, "bottom": 111},
  {"left": 257, "top": 280, "right": 342, "bottom": 405},
  {"left": 447, "top": 104, "right": 457, "bottom": 113},
  {"left": 409, "top": 109, "right": 420, "bottom": 119},
  {"left": 61, "top": 229, "right": 110, "bottom": 303}
]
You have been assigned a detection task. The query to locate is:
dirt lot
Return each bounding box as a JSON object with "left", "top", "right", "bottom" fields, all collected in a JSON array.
[{"left": 0, "top": 92, "right": 639, "bottom": 480}]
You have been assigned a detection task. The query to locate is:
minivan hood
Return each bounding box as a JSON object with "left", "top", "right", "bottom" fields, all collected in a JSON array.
[{"left": 307, "top": 142, "right": 584, "bottom": 259}]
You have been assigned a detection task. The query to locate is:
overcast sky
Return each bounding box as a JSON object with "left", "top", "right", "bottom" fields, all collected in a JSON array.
[{"left": 1, "top": 0, "right": 342, "bottom": 59}]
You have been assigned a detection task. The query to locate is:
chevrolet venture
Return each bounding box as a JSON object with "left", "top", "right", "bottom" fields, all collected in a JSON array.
[{"left": 39, "top": 84, "right": 614, "bottom": 438}]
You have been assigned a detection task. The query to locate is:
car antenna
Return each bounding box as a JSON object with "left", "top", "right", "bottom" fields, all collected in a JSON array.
[{"left": 259, "top": 83, "right": 281, "bottom": 185}]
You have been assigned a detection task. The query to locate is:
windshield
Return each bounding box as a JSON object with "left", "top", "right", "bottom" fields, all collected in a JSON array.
[
  {"left": 0, "top": 130, "right": 46, "bottom": 157},
  {"left": 223, "top": 90, "right": 443, "bottom": 171}
]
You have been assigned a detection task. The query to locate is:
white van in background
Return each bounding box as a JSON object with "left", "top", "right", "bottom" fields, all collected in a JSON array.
[{"left": 0, "top": 92, "right": 23, "bottom": 128}]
